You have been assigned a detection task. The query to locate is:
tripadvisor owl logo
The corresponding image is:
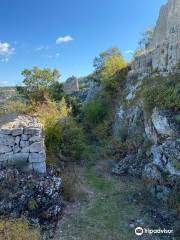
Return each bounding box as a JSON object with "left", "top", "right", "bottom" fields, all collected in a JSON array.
[{"left": 135, "top": 227, "right": 144, "bottom": 236}]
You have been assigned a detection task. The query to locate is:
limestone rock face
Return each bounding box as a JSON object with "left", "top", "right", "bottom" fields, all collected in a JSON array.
[
  {"left": 63, "top": 76, "right": 79, "bottom": 95},
  {"left": 152, "top": 140, "right": 180, "bottom": 173},
  {"left": 112, "top": 0, "right": 180, "bottom": 204},
  {"left": 131, "top": 0, "right": 180, "bottom": 76},
  {"left": 85, "top": 81, "right": 101, "bottom": 102},
  {"left": 0, "top": 115, "right": 46, "bottom": 173},
  {"left": 151, "top": 109, "right": 176, "bottom": 137}
]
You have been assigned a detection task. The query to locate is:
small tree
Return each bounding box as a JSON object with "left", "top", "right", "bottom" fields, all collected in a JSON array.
[
  {"left": 138, "top": 28, "right": 154, "bottom": 50},
  {"left": 93, "top": 48, "right": 122, "bottom": 82},
  {"left": 93, "top": 48, "right": 120, "bottom": 72},
  {"left": 19, "top": 67, "right": 61, "bottom": 101},
  {"left": 100, "top": 52, "right": 127, "bottom": 93}
]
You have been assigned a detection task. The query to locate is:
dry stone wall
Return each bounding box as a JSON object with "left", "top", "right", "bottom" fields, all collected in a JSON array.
[{"left": 0, "top": 115, "right": 46, "bottom": 173}]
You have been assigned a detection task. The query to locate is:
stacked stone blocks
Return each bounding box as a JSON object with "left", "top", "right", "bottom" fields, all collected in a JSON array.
[{"left": 0, "top": 116, "right": 46, "bottom": 173}]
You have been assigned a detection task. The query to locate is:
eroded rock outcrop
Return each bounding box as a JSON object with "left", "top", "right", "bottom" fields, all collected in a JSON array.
[
  {"left": 0, "top": 115, "right": 46, "bottom": 173},
  {"left": 63, "top": 76, "right": 79, "bottom": 95},
  {"left": 112, "top": 0, "right": 180, "bottom": 198},
  {"left": 131, "top": 0, "right": 180, "bottom": 77}
]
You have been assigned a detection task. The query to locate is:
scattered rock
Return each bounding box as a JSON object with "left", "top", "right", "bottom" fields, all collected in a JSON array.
[
  {"left": 143, "top": 163, "right": 162, "bottom": 183},
  {"left": 0, "top": 167, "right": 63, "bottom": 229}
]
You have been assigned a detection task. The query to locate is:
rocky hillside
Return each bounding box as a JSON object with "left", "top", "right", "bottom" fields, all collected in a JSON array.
[
  {"left": 0, "top": 87, "right": 17, "bottom": 112},
  {"left": 110, "top": 0, "right": 180, "bottom": 206},
  {"left": 84, "top": 0, "right": 180, "bottom": 213}
]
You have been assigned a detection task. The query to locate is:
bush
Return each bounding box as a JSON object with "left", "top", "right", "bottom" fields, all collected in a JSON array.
[
  {"left": 101, "top": 56, "right": 127, "bottom": 94},
  {"left": 34, "top": 98, "right": 89, "bottom": 165},
  {"left": 61, "top": 167, "right": 84, "bottom": 202},
  {"left": 31, "top": 98, "right": 69, "bottom": 165},
  {"left": 6, "top": 100, "right": 30, "bottom": 114},
  {"left": 0, "top": 218, "right": 41, "bottom": 240},
  {"left": 59, "top": 118, "right": 90, "bottom": 162},
  {"left": 82, "top": 100, "right": 107, "bottom": 129},
  {"left": 91, "top": 122, "right": 110, "bottom": 140},
  {"left": 141, "top": 75, "right": 180, "bottom": 112}
]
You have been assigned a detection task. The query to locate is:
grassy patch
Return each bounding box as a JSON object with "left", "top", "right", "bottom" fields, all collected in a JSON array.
[
  {"left": 57, "top": 166, "right": 145, "bottom": 240},
  {"left": 141, "top": 75, "right": 180, "bottom": 112},
  {"left": 85, "top": 166, "right": 112, "bottom": 192},
  {"left": 172, "top": 159, "right": 180, "bottom": 171}
]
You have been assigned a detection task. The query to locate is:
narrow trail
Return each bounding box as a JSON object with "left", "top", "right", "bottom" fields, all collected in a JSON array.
[{"left": 52, "top": 162, "right": 165, "bottom": 240}]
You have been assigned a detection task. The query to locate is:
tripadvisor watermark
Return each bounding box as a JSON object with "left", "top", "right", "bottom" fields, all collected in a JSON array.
[{"left": 135, "top": 227, "right": 174, "bottom": 236}]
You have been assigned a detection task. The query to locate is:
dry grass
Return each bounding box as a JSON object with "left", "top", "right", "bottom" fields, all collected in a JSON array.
[{"left": 0, "top": 218, "right": 41, "bottom": 240}]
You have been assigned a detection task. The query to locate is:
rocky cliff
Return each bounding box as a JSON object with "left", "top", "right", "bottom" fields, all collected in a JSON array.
[
  {"left": 131, "top": 0, "right": 180, "bottom": 77},
  {"left": 112, "top": 0, "right": 180, "bottom": 202},
  {"left": 63, "top": 76, "right": 79, "bottom": 95}
]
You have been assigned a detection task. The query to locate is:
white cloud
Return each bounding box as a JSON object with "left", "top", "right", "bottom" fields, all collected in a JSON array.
[
  {"left": 0, "top": 42, "right": 15, "bottom": 56},
  {"left": 56, "top": 35, "right": 73, "bottom": 44},
  {"left": 1, "top": 58, "right": 9, "bottom": 63},
  {"left": 35, "top": 45, "right": 49, "bottom": 51},
  {"left": 124, "top": 49, "right": 134, "bottom": 54}
]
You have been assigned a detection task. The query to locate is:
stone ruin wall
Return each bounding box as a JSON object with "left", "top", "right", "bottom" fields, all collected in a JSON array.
[
  {"left": 63, "top": 78, "right": 79, "bottom": 95},
  {"left": 0, "top": 116, "right": 46, "bottom": 173},
  {"left": 131, "top": 0, "right": 180, "bottom": 77}
]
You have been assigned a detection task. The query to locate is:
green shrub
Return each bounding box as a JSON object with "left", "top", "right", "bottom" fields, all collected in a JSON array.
[
  {"left": 59, "top": 119, "right": 90, "bottom": 162},
  {"left": 101, "top": 64, "right": 128, "bottom": 95},
  {"left": 32, "top": 98, "right": 69, "bottom": 165},
  {"left": 82, "top": 100, "right": 107, "bottom": 128},
  {"left": 34, "top": 97, "right": 89, "bottom": 165},
  {"left": 141, "top": 75, "right": 180, "bottom": 112},
  {"left": 61, "top": 167, "right": 85, "bottom": 202},
  {"left": 18, "top": 67, "right": 61, "bottom": 102}
]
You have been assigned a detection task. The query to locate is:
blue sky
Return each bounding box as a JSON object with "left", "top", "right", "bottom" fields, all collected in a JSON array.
[{"left": 0, "top": 0, "right": 166, "bottom": 86}]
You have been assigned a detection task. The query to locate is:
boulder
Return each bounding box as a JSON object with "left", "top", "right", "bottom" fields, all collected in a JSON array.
[
  {"left": 12, "top": 128, "right": 23, "bottom": 136},
  {"left": 15, "top": 136, "right": 21, "bottom": 145},
  {"left": 0, "top": 145, "right": 12, "bottom": 154},
  {"left": 29, "top": 152, "right": 46, "bottom": 163},
  {"left": 20, "top": 140, "right": 29, "bottom": 148},
  {"left": 0, "top": 129, "right": 12, "bottom": 135},
  {"left": 13, "top": 145, "right": 21, "bottom": 153},
  {"left": 24, "top": 127, "right": 41, "bottom": 136},
  {"left": 144, "top": 119, "right": 158, "bottom": 144},
  {"left": 151, "top": 108, "right": 175, "bottom": 137},
  {"left": 0, "top": 135, "right": 15, "bottom": 146},
  {"left": 29, "top": 135, "right": 41, "bottom": 143},
  {"left": 29, "top": 142, "right": 43, "bottom": 153},
  {"left": 143, "top": 163, "right": 162, "bottom": 182},
  {"left": 21, "top": 134, "right": 29, "bottom": 141},
  {"left": 21, "top": 147, "right": 30, "bottom": 153},
  {"left": 151, "top": 141, "right": 180, "bottom": 176},
  {"left": 112, "top": 152, "right": 147, "bottom": 177}
]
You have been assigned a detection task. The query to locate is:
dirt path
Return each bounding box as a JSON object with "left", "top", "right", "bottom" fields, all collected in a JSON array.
[{"left": 52, "top": 162, "right": 168, "bottom": 240}]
